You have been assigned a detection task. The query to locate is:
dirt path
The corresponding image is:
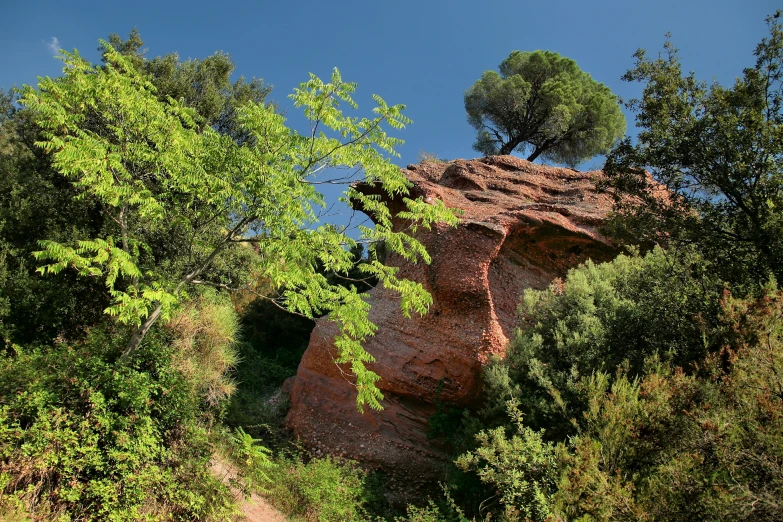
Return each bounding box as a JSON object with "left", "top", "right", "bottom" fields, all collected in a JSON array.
[{"left": 211, "top": 458, "right": 287, "bottom": 522}]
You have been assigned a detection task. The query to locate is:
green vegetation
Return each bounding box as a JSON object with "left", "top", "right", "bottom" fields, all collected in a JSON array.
[
  {"left": 20, "top": 39, "right": 455, "bottom": 410},
  {"left": 0, "top": 30, "right": 271, "bottom": 348},
  {"left": 1, "top": 12, "right": 782, "bottom": 522},
  {"left": 480, "top": 247, "right": 720, "bottom": 440},
  {"left": 223, "top": 297, "right": 314, "bottom": 445},
  {"left": 263, "top": 456, "right": 370, "bottom": 521},
  {"left": 456, "top": 267, "right": 783, "bottom": 520},
  {"left": 0, "top": 294, "right": 239, "bottom": 519},
  {"left": 446, "top": 15, "right": 783, "bottom": 521},
  {"left": 604, "top": 12, "right": 783, "bottom": 289},
  {"left": 103, "top": 28, "right": 273, "bottom": 142},
  {"left": 0, "top": 30, "right": 456, "bottom": 519},
  {"left": 464, "top": 50, "right": 626, "bottom": 165}
]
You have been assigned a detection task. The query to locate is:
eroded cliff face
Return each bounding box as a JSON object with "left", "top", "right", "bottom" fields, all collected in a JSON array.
[{"left": 285, "top": 156, "right": 618, "bottom": 497}]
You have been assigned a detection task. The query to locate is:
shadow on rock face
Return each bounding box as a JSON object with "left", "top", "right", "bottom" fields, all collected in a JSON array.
[{"left": 285, "top": 156, "right": 619, "bottom": 504}]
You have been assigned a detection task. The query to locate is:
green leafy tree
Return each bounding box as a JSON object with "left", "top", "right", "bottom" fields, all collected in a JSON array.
[
  {"left": 0, "top": 87, "right": 111, "bottom": 345},
  {"left": 464, "top": 50, "right": 625, "bottom": 165},
  {"left": 604, "top": 11, "right": 783, "bottom": 288},
  {"left": 0, "top": 89, "right": 13, "bottom": 124},
  {"left": 104, "top": 29, "right": 272, "bottom": 140},
  {"left": 0, "top": 31, "right": 272, "bottom": 346},
  {"left": 20, "top": 42, "right": 457, "bottom": 411}
]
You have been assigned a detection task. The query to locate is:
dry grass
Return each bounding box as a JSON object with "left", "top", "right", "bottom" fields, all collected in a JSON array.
[{"left": 168, "top": 296, "right": 240, "bottom": 407}]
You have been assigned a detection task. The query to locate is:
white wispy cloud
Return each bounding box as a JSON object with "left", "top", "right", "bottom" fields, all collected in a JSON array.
[{"left": 44, "top": 36, "right": 61, "bottom": 55}]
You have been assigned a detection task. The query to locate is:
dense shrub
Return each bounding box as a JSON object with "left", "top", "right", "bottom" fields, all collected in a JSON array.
[
  {"left": 263, "top": 455, "right": 369, "bottom": 521},
  {"left": 458, "top": 252, "right": 783, "bottom": 521},
  {"left": 394, "top": 496, "right": 471, "bottom": 522},
  {"left": 481, "top": 246, "right": 721, "bottom": 439},
  {"left": 0, "top": 295, "right": 241, "bottom": 520},
  {"left": 456, "top": 400, "right": 558, "bottom": 521}
]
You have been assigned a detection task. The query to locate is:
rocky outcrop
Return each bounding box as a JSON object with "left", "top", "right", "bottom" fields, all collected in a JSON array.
[{"left": 285, "top": 156, "right": 618, "bottom": 499}]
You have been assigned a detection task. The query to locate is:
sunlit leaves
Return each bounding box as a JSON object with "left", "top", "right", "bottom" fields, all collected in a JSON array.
[{"left": 22, "top": 40, "right": 456, "bottom": 410}]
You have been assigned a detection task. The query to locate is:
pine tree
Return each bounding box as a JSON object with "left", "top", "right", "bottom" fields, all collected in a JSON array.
[{"left": 464, "top": 50, "right": 625, "bottom": 166}]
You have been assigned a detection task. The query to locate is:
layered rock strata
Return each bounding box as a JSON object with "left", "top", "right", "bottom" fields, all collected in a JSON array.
[{"left": 285, "top": 156, "right": 618, "bottom": 496}]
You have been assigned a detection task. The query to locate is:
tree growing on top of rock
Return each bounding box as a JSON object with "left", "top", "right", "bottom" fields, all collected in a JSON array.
[{"left": 464, "top": 50, "right": 626, "bottom": 166}]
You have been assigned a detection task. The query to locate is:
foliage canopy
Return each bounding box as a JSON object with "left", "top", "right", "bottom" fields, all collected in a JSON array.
[
  {"left": 20, "top": 41, "right": 457, "bottom": 411},
  {"left": 464, "top": 50, "right": 625, "bottom": 166},
  {"left": 0, "top": 30, "right": 271, "bottom": 347},
  {"left": 605, "top": 11, "right": 783, "bottom": 288}
]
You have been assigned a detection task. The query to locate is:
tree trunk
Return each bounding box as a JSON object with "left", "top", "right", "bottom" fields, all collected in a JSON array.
[
  {"left": 527, "top": 137, "right": 558, "bottom": 162},
  {"left": 499, "top": 141, "right": 518, "bottom": 155},
  {"left": 527, "top": 148, "right": 543, "bottom": 162},
  {"left": 119, "top": 304, "right": 164, "bottom": 363}
]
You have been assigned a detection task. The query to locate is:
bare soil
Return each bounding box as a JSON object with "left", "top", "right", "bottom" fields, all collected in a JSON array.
[{"left": 211, "top": 458, "right": 287, "bottom": 522}]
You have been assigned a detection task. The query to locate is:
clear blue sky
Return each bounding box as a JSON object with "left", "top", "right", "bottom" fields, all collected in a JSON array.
[{"left": 0, "top": 0, "right": 777, "bottom": 171}]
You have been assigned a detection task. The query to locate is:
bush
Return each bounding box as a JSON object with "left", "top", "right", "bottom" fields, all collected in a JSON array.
[
  {"left": 481, "top": 246, "right": 721, "bottom": 439},
  {"left": 0, "top": 295, "right": 242, "bottom": 519},
  {"left": 395, "top": 496, "right": 471, "bottom": 522},
  {"left": 456, "top": 400, "right": 559, "bottom": 521},
  {"left": 263, "top": 455, "right": 368, "bottom": 521},
  {"left": 459, "top": 254, "right": 783, "bottom": 521},
  {"left": 552, "top": 291, "right": 783, "bottom": 520}
]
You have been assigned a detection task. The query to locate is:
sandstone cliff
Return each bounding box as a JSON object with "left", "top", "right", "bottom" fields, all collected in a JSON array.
[{"left": 285, "top": 156, "right": 618, "bottom": 497}]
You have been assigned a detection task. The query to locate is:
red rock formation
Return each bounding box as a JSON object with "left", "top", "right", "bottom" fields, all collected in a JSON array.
[{"left": 285, "top": 156, "right": 618, "bottom": 498}]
